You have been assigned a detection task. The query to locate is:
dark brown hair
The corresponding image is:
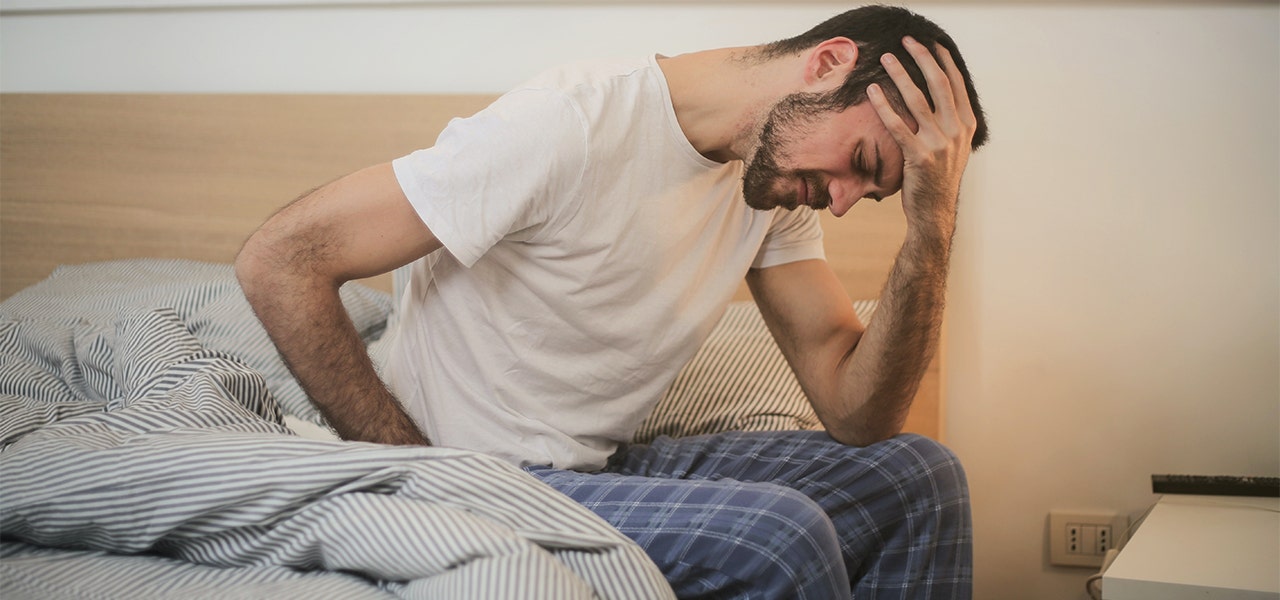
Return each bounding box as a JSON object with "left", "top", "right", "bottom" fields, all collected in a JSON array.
[{"left": 761, "top": 5, "right": 989, "bottom": 149}]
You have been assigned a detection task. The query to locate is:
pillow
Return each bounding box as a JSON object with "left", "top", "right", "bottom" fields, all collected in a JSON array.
[{"left": 632, "top": 299, "right": 877, "bottom": 444}]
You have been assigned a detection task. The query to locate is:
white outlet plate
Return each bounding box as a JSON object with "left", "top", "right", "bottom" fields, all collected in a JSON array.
[{"left": 1048, "top": 510, "right": 1129, "bottom": 568}]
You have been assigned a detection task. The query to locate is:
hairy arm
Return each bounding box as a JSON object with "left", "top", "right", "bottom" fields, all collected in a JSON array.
[
  {"left": 236, "top": 162, "right": 440, "bottom": 445},
  {"left": 748, "top": 38, "right": 977, "bottom": 446}
]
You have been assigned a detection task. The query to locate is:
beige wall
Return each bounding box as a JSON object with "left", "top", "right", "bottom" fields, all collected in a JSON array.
[
  {"left": 4, "top": 3, "right": 1277, "bottom": 598},
  {"left": 940, "top": 5, "right": 1279, "bottom": 598}
]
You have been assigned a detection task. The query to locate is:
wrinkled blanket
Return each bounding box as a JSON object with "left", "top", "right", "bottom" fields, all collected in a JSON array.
[{"left": 0, "top": 260, "right": 672, "bottom": 599}]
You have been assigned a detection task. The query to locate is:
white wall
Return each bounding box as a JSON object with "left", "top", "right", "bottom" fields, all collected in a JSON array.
[
  {"left": 940, "top": 5, "right": 1279, "bottom": 598},
  {"left": 4, "top": 2, "right": 1277, "bottom": 599}
]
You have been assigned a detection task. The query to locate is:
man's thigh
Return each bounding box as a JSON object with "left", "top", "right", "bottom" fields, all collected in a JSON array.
[
  {"left": 600, "top": 430, "right": 973, "bottom": 598},
  {"left": 524, "top": 463, "right": 848, "bottom": 599}
]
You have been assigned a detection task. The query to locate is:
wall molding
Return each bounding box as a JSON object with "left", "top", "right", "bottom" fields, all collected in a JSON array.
[
  {"left": 0, "top": 0, "right": 853, "bottom": 14},
  {"left": 3, "top": 0, "right": 1271, "bottom": 14}
]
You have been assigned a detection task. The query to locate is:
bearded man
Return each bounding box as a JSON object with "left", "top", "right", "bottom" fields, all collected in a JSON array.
[{"left": 237, "top": 5, "right": 989, "bottom": 597}]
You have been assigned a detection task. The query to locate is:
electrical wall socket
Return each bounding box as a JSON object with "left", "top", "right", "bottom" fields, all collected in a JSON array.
[{"left": 1048, "top": 510, "right": 1129, "bottom": 568}]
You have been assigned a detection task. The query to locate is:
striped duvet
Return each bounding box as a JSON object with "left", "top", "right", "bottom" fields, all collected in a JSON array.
[{"left": 0, "top": 260, "right": 672, "bottom": 599}]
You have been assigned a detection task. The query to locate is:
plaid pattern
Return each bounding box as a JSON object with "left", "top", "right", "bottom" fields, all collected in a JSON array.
[{"left": 528, "top": 431, "right": 972, "bottom": 599}]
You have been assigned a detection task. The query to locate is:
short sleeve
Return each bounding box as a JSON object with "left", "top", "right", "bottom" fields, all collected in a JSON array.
[
  {"left": 751, "top": 208, "right": 825, "bottom": 269},
  {"left": 392, "top": 89, "right": 587, "bottom": 267}
]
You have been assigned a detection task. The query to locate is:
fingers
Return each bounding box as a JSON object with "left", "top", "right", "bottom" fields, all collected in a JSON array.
[
  {"left": 935, "top": 45, "right": 978, "bottom": 132},
  {"left": 876, "top": 37, "right": 977, "bottom": 135},
  {"left": 867, "top": 39, "right": 951, "bottom": 153},
  {"left": 877, "top": 48, "right": 934, "bottom": 128},
  {"left": 901, "top": 37, "right": 959, "bottom": 121},
  {"left": 866, "top": 82, "right": 915, "bottom": 148}
]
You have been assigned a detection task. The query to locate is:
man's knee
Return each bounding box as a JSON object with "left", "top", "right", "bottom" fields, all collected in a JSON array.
[
  {"left": 881, "top": 433, "right": 970, "bottom": 506},
  {"left": 840, "top": 436, "right": 973, "bottom": 596},
  {"left": 669, "top": 483, "right": 848, "bottom": 598}
]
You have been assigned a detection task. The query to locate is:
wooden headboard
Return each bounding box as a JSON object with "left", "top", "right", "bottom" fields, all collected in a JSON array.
[{"left": 0, "top": 93, "right": 941, "bottom": 439}]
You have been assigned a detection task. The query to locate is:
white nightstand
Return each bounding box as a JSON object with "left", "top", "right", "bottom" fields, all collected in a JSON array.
[{"left": 1102, "top": 494, "right": 1280, "bottom": 599}]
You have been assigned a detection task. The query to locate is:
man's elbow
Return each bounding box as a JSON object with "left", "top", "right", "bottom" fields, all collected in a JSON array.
[
  {"left": 234, "top": 226, "right": 301, "bottom": 306},
  {"left": 823, "top": 400, "right": 910, "bottom": 447},
  {"left": 234, "top": 233, "right": 272, "bottom": 301},
  {"left": 827, "top": 422, "right": 903, "bottom": 448}
]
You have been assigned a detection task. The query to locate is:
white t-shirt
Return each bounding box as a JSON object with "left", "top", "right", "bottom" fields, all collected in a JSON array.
[{"left": 385, "top": 55, "right": 824, "bottom": 470}]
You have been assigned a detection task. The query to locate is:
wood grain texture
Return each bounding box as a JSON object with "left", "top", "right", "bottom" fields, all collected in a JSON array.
[
  {"left": 1, "top": 94, "right": 494, "bottom": 296},
  {"left": 0, "top": 93, "right": 941, "bottom": 440}
]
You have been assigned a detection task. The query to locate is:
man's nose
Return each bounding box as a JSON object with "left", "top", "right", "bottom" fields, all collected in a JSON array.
[{"left": 828, "top": 177, "right": 866, "bottom": 205}]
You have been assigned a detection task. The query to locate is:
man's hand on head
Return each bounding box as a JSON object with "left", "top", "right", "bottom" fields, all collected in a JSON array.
[{"left": 865, "top": 37, "right": 978, "bottom": 241}]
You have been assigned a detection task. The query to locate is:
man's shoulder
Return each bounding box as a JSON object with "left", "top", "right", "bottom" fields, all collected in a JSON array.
[{"left": 516, "top": 55, "right": 659, "bottom": 98}]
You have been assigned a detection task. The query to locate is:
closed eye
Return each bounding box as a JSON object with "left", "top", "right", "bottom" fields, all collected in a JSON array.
[
  {"left": 872, "top": 140, "right": 884, "bottom": 188},
  {"left": 853, "top": 143, "right": 885, "bottom": 202},
  {"left": 852, "top": 144, "right": 874, "bottom": 180}
]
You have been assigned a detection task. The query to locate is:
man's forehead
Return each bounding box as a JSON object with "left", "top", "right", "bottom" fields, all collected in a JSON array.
[{"left": 838, "top": 102, "right": 902, "bottom": 146}]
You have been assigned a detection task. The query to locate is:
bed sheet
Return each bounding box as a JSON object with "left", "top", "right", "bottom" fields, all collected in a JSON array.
[{"left": 0, "top": 259, "right": 671, "bottom": 599}]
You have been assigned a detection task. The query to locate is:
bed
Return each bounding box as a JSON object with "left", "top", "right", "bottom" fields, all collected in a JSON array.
[{"left": 0, "top": 93, "right": 943, "bottom": 597}]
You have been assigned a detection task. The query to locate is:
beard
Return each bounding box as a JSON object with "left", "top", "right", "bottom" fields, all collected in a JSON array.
[{"left": 741, "top": 92, "right": 835, "bottom": 212}]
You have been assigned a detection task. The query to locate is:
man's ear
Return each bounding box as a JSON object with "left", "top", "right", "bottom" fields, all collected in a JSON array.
[{"left": 804, "top": 37, "right": 859, "bottom": 89}]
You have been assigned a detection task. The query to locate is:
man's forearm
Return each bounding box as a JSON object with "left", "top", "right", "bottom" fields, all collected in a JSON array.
[
  {"left": 233, "top": 162, "right": 442, "bottom": 446},
  {"left": 827, "top": 37, "right": 976, "bottom": 446},
  {"left": 241, "top": 273, "right": 429, "bottom": 446},
  {"left": 830, "top": 222, "right": 952, "bottom": 446}
]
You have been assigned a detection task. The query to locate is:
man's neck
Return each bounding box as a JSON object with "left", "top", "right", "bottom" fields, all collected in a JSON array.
[{"left": 656, "top": 46, "right": 801, "bottom": 164}]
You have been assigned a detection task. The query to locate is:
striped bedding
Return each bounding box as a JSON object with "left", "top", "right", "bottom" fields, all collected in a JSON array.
[
  {"left": 0, "top": 260, "right": 672, "bottom": 599},
  {"left": 634, "top": 298, "right": 877, "bottom": 443}
]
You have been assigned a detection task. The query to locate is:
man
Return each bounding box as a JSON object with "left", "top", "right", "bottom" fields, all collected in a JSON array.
[{"left": 237, "top": 5, "right": 988, "bottom": 598}]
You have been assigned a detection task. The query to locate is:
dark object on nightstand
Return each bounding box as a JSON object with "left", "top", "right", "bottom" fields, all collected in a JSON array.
[{"left": 1152, "top": 474, "right": 1280, "bottom": 497}]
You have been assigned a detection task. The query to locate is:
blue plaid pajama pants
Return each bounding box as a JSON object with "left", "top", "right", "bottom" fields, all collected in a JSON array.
[{"left": 526, "top": 431, "right": 971, "bottom": 599}]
